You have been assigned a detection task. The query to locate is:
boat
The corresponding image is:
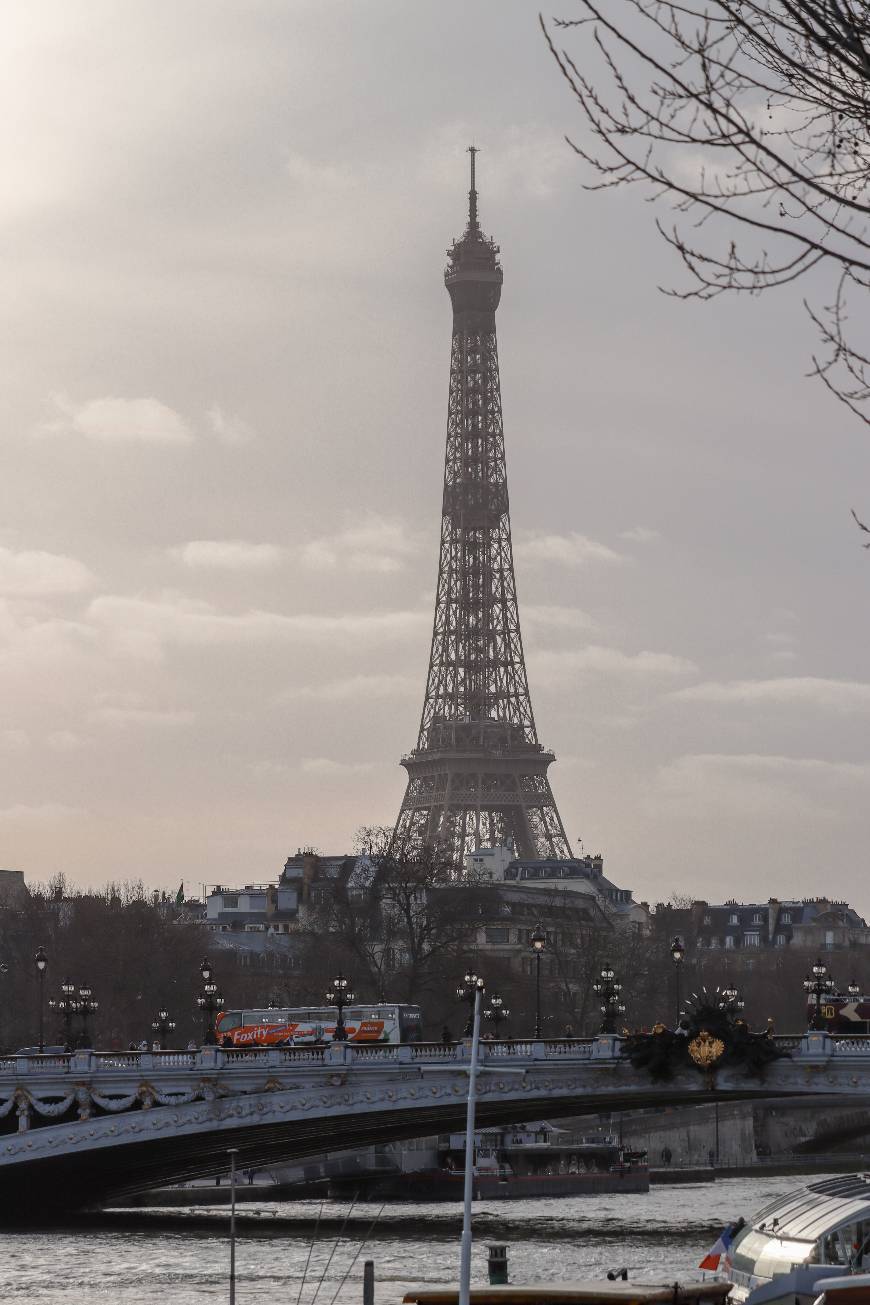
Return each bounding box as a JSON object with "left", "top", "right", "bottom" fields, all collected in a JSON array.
[
  {"left": 403, "top": 1283, "right": 732, "bottom": 1305},
  {"left": 328, "top": 1122, "right": 648, "bottom": 1201},
  {"left": 402, "top": 1278, "right": 870, "bottom": 1305},
  {"left": 718, "top": 1173, "right": 870, "bottom": 1305}
]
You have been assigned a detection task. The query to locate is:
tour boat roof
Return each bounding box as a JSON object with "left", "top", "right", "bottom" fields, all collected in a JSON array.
[
  {"left": 749, "top": 1174, "right": 870, "bottom": 1241},
  {"left": 403, "top": 1282, "right": 732, "bottom": 1305}
]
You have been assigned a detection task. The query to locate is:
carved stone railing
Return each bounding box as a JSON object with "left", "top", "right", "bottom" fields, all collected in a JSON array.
[{"left": 1, "top": 1032, "right": 869, "bottom": 1084}]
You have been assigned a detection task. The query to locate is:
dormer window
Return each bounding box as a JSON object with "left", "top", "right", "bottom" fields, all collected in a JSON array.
[
  {"left": 729, "top": 913, "right": 738, "bottom": 925},
  {"left": 781, "top": 912, "right": 791, "bottom": 924}
]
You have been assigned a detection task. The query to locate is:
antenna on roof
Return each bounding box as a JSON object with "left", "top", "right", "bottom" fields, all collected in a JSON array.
[{"left": 467, "top": 145, "right": 479, "bottom": 232}]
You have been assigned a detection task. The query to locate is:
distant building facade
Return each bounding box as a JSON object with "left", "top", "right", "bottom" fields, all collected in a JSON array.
[
  {"left": 464, "top": 846, "right": 649, "bottom": 930},
  {"left": 657, "top": 897, "right": 870, "bottom": 953}
]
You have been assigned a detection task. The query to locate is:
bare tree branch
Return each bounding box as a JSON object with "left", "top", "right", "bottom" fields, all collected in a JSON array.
[{"left": 541, "top": 1, "right": 870, "bottom": 422}]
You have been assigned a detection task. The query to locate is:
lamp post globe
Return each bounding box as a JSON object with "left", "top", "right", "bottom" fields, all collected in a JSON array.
[
  {"left": 670, "top": 936, "right": 684, "bottom": 1026},
  {"left": 804, "top": 958, "right": 833, "bottom": 1030},
  {"left": 326, "top": 973, "right": 355, "bottom": 1042},
  {"left": 197, "top": 958, "right": 221, "bottom": 1045},
  {"left": 152, "top": 1008, "right": 176, "bottom": 1051},
  {"left": 77, "top": 985, "right": 98, "bottom": 1048},
  {"left": 456, "top": 970, "right": 485, "bottom": 1037},
  {"left": 34, "top": 947, "right": 48, "bottom": 1053},
  {"left": 593, "top": 962, "right": 625, "bottom": 1034},
  {"left": 530, "top": 925, "right": 546, "bottom": 1039},
  {"left": 483, "top": 992, "right": 510, "bottom": 1039}
]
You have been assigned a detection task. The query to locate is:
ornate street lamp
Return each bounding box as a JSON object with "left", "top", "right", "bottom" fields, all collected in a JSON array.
[
  {"left": 803, "top": 958, "right": 835, "bottom": 1031},
  {"left": 197, "top": 956, "right": 223, "bottom": 1045},
  {"left": 0, "top": 960, "right": 7, "bottom": 1052},
  {"left": 718, "top": 983, "right": 745, "bottom": 1017},
  {"left": 77, "top": 984, "right": 98, "bottom": 1048},
  {"left": 326, "top": 972, "right": 355, "bottom": 1042},
  {"left": 483, "top": 992, "right": 510, "bottom": 1039},
  {"left": 456, "top": 968, "right": 485, "bottom": 1037},
  {"left": 530, "top": 924, "right": 547, "bottom": 1039},
  {"left": 670, "top": 936, "right": 685, "bottom": 1026},
  {"left": 48, "top": 977, "right": 79, "bottom": 1049},
  {"left": 593, "top": 962, "right": 626, "bottom": 1034},
  {"left": 34, "top": 947, "right": 48, "bottom": 1053},
  {"left": 152, "top": 1008, "right": 176, "bottom": 1051}
]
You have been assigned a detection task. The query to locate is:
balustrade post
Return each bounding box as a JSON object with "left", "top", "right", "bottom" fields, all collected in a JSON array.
[
  {"left": 592, "top": 1034, "right": 620, "bottom": 1060},
  {"left": 798, "top": 1030, "right": 833, "bottom": 1060},
  {"left": 397, "top": 1044, "right": 412, "bottom": 1063},
  {"left": 531, "top": 1041, "right": 546, "bottom": 1060}
]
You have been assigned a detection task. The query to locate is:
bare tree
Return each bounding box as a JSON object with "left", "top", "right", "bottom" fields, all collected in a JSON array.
[
  {"left": 310, "top": 826, "right": 494, "bottom": 1008},
  {"left": 542, "top": 1, "right": 870, "bottom": 421}
]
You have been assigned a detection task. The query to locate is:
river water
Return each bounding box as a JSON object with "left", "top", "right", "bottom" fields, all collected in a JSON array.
[{"left": 0, "top": 1175, "right": 831, "bottom": 1303}]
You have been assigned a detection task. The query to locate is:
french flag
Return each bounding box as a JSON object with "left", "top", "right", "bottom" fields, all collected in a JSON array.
[{"left": 699, "top": 1220, "right": 742, "bottom": 1271}]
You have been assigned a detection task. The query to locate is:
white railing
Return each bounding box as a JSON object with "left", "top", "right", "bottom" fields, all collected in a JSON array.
[
  {"left": 544, "top": 1039, "right": 595, "bottom": 1058},
  {"left": 831, "top": 1037, "right": 870, "bottom": 1054},
  {"left": 352, "top": 1045, "right": 399, "bottom": 1061},
  {"left": 1, "top": 1033, "right": 869, "bottom": 1080},
  {"left": 411, "top": 1043, "right": 457, "bottom": 1059}
]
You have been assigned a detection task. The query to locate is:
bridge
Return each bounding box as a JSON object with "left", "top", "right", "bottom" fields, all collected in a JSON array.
[{"left": 2, "top": 1031, "right": 869, "bottom": 1217}]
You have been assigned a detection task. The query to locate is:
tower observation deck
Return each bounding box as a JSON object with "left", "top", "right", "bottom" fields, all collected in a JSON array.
[{"left": 394, "top": 149, "right": 572, "bottom": 864}]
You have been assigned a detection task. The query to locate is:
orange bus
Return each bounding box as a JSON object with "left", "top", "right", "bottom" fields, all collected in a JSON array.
[{"left": 214, "top": 1003, "right": 422, "bottom": 1048}]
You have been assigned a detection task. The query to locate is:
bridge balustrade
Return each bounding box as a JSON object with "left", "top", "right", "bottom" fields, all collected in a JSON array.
[{"left": 1, "top": 1032, "right": 869, "bottom": 1081}]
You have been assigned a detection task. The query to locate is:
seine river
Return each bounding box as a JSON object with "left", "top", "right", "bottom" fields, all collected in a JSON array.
[{"left": 1, "top": 1175, "right": 827, "bottom": 1303}]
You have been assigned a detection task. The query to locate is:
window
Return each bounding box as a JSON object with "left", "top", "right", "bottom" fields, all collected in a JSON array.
[
  {"left": 486, "top": 927, "right": 509, "bottom": 944},
  {"left": 703, "top": 914, "right": 711, "bottom": 925},
  {"left": 724, "top": 935, "right": 735, "bottom": 949},
  {"left": 752, "top": 913, "right": 763, "bottom": 924},
  {"left": 744, "top": 933, "right": 760, "bottom": 947},
  {"left": 708, "top": 936, "right": 719, "bottom": 948},
  {"left": 781, "top": 911, "right": 791, "bottom": 924},
  {"left": 775, "top": 934, "right": 787, "bottom": 946},
  {"left": 729, "top": 913, "right": 739, "bottom": 925}
]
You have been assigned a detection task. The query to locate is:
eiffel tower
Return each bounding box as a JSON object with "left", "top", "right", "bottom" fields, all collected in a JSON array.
[{"left": 394, "top": 149, "right": 572, "bottom": 865}]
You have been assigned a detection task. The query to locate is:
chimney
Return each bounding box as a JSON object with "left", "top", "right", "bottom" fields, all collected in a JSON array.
[{"left": 302, "top": 852, "right": 318, "bottom": 905}]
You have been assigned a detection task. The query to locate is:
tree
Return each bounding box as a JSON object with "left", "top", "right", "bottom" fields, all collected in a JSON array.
[
  {"left": 542, "top": 1, "right": 870, "bottom": 421},
  {"left": 307, "top": 826, "right": 495, "bottom": 1014}
]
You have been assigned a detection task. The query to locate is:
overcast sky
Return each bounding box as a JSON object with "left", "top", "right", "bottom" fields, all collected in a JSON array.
[{"left": 2, "top": 1, "right": 870, "bottom": 912}]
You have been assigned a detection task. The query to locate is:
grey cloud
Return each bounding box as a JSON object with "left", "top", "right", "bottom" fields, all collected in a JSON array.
[{"left": 670, "top": 677, "right": 870, "bottom": 710}]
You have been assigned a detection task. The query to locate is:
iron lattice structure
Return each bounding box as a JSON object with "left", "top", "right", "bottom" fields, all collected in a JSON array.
[{"left": 395, "top": 151, "right": 571, "bottom": 865}]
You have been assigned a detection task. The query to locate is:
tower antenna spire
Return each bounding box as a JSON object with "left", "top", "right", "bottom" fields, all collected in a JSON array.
[{"left": 467, "top": 144, "right": 479, "bottom": 231}]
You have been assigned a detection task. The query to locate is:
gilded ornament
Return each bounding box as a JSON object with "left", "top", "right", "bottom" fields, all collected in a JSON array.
[{"left": 688, "top": 1030, "right": 725, "bottom": 1068}]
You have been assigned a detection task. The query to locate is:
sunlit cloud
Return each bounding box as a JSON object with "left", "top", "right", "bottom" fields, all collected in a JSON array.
[
  {"left": 173, "top": 540, "right": 284, "bottom": 570},
  {"left": 206, "top": 404, "right": 255, "bottom": 447},
  {"left": 300, "top": 757, "right": 373, "bottom": 776},
  {"left": 518, "top": 530, "right": 624, "bottom": 568},
  {"left": 38, "top": 394, "right": 194, "bottom": 444},
  {"left": 301, "top": 515, "right": 421, "bottom": 575},
  {"left": 0, "top": 547, "right": 97, "bottom": 596}
]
